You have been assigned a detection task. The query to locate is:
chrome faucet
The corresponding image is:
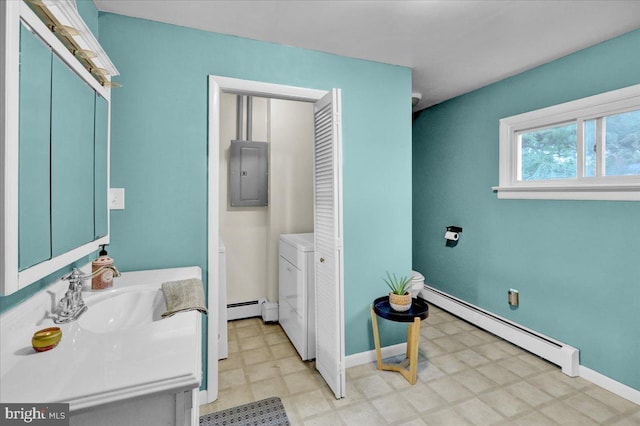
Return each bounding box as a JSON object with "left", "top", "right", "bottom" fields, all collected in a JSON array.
[{"left": 54, "top": 266, "right": 122, "bottom": 324}]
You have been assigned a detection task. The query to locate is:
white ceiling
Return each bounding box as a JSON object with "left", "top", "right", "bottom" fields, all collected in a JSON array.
[{"left": 93, "top": 0, "right": 640, "bottom": 110}]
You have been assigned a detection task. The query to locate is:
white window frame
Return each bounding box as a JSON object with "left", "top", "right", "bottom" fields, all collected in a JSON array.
[{"left": 494, "top": 83, "right": 640, "bottom": 201}]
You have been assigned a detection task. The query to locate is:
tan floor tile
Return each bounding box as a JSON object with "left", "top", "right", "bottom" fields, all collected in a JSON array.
[
  {"left": 452, "top": 369, "right": 498, "bottom": 394},
  {"left": 478, "top": 388, "right": 532, "bottom": 418},
  {"left": 585, "top": 386, "right": 640, "bottom": 414},
  {"left": 302, "top": 410, "right": 345, "bottom": 426},
  {"left": 218, "top": 367, "right": 246, "bottom": 390},
  {"left": 284, "top": 370, "right": 324, "bottom": 395},
  {"left": 249, "top": 376, "right": 289, "bottom": 400},
  {"left": 476, "top": 363, "right": 520, "bottom": 385},
  {"left": 421, "top": 406, "right": 473, "bottom": 425},
  {"left": 508, "top": 411, "right": 559, "bottom": 426},
  {"left": 265, "top": 332, "right": 290, "bottom": 346},
  {"left": 400, "top": 382, "right": 448, "bottom": 413},
  {"left": 352, "top": 374, "right": 393, "bottom": 399},
  {"left": 236, "top": 324, "right": 262, "bottom": 339},
  {"left": 428, "top": 376, "right": 474, "bottom": 403},
  {"left": 261, "top": 323, "right": 283, "bottom": 334},
  {"left": 418, "top": 361, "right": 446, "bottom": 382},
  {"left": 227, "top": 339, "right": 239, "bottom": 354},
  {"left": 525, "top": 371, "right": 580, "bottom": 398},
  {"left": 498, "top": 356, "right": 544, "bottom": 378},
  {"left": 540, "top": 401, "right": 600, "bottom": 426},
  {"left": 455, "top": 397, "right": 504, "bottom": 426},
  {"left": 419, "top": 340, "right": 448, "bottom": 357},
  {"left": 345, "top": 362, "right": 378, "bottom": 380},
  {"left": 213, "top": 383, "right": 255, "bottom": 411},
  {"left": 431, "top": 335, "right": 468, "bottom": 353},
  {"left": 452, "top": 331, "right": 489, "bottom": 347},
  {"left": 430, "top": 353, "right": 469, "bottom": 374},
  {"left": 291, "top": 389, "right": 333, "bottom": 419},
  {"left": 276, "top": 356, "right": 310, "bottom": 376},
  {"left": 470, "top": 329, "right": 501, "bottom": 344},
  {"left": 564, "top": 392, "right": 619, "bottom": 423},
  {"left": 270, "top": 341, "right": 298, "bottom": 359},
  {"left": 517, "top": 353, "right": 555, "bottom": 373},
  {"left": 397, "top": 418, "right": 428, "bottom": 426},
  {"left": 217, "top": 355, "right": 243, "bottom": 372},
  {"left": 505, "top": 381, "right": 554, "bottom": 407},
  {"left": 609, "top": 414, "right": 640, "bottom": 426},
  {"left": 329, "top": 379, "right": 366, "bottom": 409},
  {"left": 337, "top": 401, "right": 387, "bottom": 426},
  {"left": 454, "top": 348, "right": 491, "bottom": 368},
  {"left": 421, "top": 326, "right": 446, "bottom": 339},
  {"left": 371, "top": 391, "right": 419, "bottom": 423},
  {"left": 238, "top": 334, "right": 268, "bottom": 350},
  {"left": 434, "top": 321, "right": 466, "bottom": 335},
  {"left": 473, "top": 342, "right": 512, "bottom": 361},
  {"left": 241, "top": 346, "right": 273, "bottom": 365},
  {"left": 245, "top": 360, "right": 281, "bottom": 382},
  {"left": 493, "top": 340, "right": 522, "bottom": 355}
]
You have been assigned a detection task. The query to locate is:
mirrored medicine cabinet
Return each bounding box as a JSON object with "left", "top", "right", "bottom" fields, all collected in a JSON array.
[{"left": 1, "top": 1, "right": 117, "bottom": 295}]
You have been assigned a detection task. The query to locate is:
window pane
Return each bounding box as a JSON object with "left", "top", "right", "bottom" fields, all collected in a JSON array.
[
  {"left": 585, "top": 119, "right": 596, "bottom": 177},
  {"left": 520, "top": 123, "right": 577, "bottom": 181},
  {"left": 604, "top": 110, "right": 640, "bottom": 176}
]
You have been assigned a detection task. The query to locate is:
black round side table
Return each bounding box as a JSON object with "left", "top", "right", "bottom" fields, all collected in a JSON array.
[{"left": 370, "top": 296, "right": 429, "bottom": 384}]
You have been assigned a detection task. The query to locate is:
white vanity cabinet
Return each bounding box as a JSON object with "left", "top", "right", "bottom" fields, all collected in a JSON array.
[{"left": 279, "top": 233, "right": 315, "bottom": 360}]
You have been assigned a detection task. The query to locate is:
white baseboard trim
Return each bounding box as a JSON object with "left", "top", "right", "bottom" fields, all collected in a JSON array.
[
  {"left": 345, "top": 342, "right": 407, "bottom": 368},
  {"left": 579, "top": 366, "right": 640, "bottom": 405}
]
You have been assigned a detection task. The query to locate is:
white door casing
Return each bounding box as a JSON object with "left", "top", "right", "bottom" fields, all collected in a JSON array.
[
  {"left": 207, "top": 76, "right": 344, "bottom": 402},
  {"left": 313, "top": 89, "right": 345, "bottom": 399}
]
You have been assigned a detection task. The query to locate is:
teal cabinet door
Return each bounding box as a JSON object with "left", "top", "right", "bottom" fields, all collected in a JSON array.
[
  {"left": 94, "top": 93, "right": 108, "bottom": 238},
  {"left": 18, "top": 25, "right": 52, "bottom": 271},
  {"left": 51, "top": 55, "right": 95, "bottom": 256}
]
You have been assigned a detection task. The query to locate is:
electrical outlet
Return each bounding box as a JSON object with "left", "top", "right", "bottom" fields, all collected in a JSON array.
[
  {"left": 109, "top": 188, "right": 125, "bottom": 210},
  {"left": 508, "top": 289, "right": 519, "bottom": 306}
]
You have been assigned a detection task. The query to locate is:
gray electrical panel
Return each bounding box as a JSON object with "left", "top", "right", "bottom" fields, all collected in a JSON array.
[{"left": 229, "top": 141, "right": 269, "bottom": 207}]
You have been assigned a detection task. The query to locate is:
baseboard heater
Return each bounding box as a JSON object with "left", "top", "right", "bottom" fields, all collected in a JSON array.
[
  {"left": 227, "top": 299, "right": 264, "bottom": 321},
  {"left": 420, "top": 285, "right": 579, "bottom": 377}
]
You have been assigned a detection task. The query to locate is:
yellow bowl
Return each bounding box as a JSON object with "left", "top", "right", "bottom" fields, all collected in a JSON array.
[{"left": 32, "top": 327, "right": 62, "bottom": 352}]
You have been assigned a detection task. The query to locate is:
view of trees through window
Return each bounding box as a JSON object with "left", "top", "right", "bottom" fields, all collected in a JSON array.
[
  {"left": 519, "top": 109, "right": 640, "bottom": 181},
  {"left": 520, "top": 123, "right": 576, "bottom": 180}
]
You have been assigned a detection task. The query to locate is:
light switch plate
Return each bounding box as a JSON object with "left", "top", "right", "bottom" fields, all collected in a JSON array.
[{"left": 109, "top": 188, "right": 125, "bottom": 210}]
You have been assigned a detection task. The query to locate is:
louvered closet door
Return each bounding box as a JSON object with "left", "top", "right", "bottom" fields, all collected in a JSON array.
[{"left": 313, "top": 89, "right": 345, "bottom": 399}]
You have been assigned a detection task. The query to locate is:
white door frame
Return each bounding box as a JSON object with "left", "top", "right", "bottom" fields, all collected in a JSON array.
[{"left": 205, "top": 75, "right": 342, "bottom": 403}]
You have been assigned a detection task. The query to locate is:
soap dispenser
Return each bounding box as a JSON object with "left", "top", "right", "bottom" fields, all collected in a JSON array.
[{"left": 92, "top": 245, "right": 114, "bottom": 290}]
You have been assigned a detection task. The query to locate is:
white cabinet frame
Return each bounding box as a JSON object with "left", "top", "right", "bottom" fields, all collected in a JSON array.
[{"left": 0, "top": 1, "right": 111, "bottom": 295}]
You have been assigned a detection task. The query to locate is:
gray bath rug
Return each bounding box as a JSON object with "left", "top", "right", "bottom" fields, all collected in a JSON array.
[{"left": 200, "top": 397, "right": 290, "bottom": 426}]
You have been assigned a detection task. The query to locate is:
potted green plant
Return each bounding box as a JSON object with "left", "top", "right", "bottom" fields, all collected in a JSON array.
[{"left": 383, "top": 271, "right": 412, "bottom": 312}]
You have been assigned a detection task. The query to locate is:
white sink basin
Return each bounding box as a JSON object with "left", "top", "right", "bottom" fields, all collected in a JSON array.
[
  {"left": 0, "top": 266, "right": 202, "bottom": 413},
  {"left": 79, "top": 288, "right": 166, "bottom": 333}
]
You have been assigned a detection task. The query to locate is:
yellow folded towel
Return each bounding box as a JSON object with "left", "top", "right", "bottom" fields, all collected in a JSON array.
[{"left": 161, "top": 278, "right": 208, "bottom": 318}]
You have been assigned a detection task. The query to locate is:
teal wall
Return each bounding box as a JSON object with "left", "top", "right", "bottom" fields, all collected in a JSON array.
[
  {"left": 98, "top": 14, "right": 412, "bottom": 388},
  {"left": 413, "top": 29, "right": 640, "bottom": 391}
]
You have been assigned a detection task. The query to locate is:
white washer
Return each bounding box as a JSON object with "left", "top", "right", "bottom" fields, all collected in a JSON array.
[
  {"left": 279, "top": 233, "right": 315, "bottom": 360},
  {"left": 218, "top": 238, "right": 228, "bottom": 359}
]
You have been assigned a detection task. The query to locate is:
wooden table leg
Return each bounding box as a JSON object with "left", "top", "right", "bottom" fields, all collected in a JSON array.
[
  {"left": 370, "top": 304, "right": 383, "bottom": 370},
  {"left": 408, "top": 317, "right": 420, "bottom": 384}
]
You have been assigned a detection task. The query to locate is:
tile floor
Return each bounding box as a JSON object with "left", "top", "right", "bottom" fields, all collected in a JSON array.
[{"left": 199, "top": 304, "right": 640, "bottom": 425}]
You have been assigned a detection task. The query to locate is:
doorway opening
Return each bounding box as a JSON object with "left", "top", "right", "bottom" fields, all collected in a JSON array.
[{"left": 206, "top": 76, "right": 345, "bottom": 403}]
